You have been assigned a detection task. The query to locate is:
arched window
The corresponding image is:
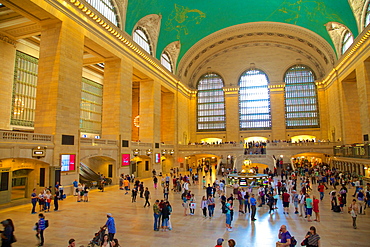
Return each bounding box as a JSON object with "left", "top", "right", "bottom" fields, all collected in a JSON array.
[
  {"left": 341, "top": 31, "right": 354, "bottom": 54},
  {"left": 365, "top": 2, "right": 370, "bottom": 27},
  {"left": 85, "top": 0, "right": 119, "bottom": 27},
  {"left": 284, "top": 65, "right": 319, "bottom": 128},
  {"left": 239, "top": 69, "right": 271, "bottom": 130},
  {"left": 133, "top": 28, "right": 152, "bottom": 54},
  {"left": 197, "top": 73, "right": 226, "bottom": 131},
  {"left": 161, "top": 52, "right": 173, "bottom": 72}
]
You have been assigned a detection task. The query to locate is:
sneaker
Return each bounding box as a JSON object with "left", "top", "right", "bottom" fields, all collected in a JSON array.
[{"left": 228, "top": 228, "right": 233, "bottom": 231}]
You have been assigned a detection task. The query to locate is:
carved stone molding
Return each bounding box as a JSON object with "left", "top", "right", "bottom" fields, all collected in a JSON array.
[
  {"left": 177, "top": 22, "right": 336, "bottom": 81},
  {"left": 188, "top": 41, "right": 325, "bottom": 88},
  {"left": 0, "top": 34, "right": 16, "bottom": 47},
  {"left": 348, "top": 0, "right": 367, "bottom": 32},
  {"left": 113, "top": 0, "right": 127, "bottom": 29},
  {"left": 133, "top": 14, "right": 162, "bottom": 56},
  {"left": 163, "top": 41, "right": 181, "bottom": 72},
  {"left": 325, "top": 22, "right": 349, "bottom": 58}
]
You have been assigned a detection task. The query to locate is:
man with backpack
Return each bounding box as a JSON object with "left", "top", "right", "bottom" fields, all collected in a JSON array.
[{"left": 277, "top": 225, "right": 297, "bottom": 246}]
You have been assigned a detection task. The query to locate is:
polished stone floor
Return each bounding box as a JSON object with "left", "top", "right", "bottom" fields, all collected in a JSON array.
[{"left": 0, "top": 173, "right": 369, "bottom": 247}]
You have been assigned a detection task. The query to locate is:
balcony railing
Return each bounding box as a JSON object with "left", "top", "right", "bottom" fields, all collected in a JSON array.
[
  {"left": 80, "top": 138, "right": 118, "bottom": 146},
  {"left": 334, "top": 144, "right": 370, "bottom": 159},
  {"left": 267, "top": 141, "right": 338, "bottom": 147},
  {"left": 0, "top": 131, "right": 53, "bottom": 143}
]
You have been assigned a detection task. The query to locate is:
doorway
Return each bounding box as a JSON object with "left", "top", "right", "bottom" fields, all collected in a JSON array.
[{"left": 11, "top": 169, "right": 31, "bottom": 200}]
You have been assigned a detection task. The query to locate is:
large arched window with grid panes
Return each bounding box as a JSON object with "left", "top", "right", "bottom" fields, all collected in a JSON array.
[
  {"left": 239, "top": 69, "right": 271, "bottom": 130},
  {"left": 85, "top": 0, "right": 120, "bottom": 27},
  {"left": 161, "top": 52, "right": 173, "bottom": 72},
  {"left": 341, "top": 31, "right": 354, "bottom": 54},
  {"left": 197, "top": 73, "right": 226, "bottom": 131},
  {"left": 133, "top": 28, "right": 152, "bottom": 54},
  {"left": 284, "top": 65, "right": 319, "bottom": 128},
  {"left": 365, "top": 2, "right": 370, "bottom": 27}
]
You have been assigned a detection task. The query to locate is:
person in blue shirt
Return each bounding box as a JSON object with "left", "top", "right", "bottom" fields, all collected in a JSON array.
[
  {"left": 250, "top": 194, "right": 257, "bottom": 221},
  {"left": 104, "top": 213, "right": 116, "bottom": 241},
  {"left": 73, "top": 180, "right": 78, "bottom": 196},
  {"left": 37, "top": 213, "right": 46, "bottom": 246},
  {"left": 31, "top": 188, "right": 37, "bottom": 214}
]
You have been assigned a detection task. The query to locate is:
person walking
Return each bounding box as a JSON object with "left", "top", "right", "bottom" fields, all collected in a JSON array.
[
  {"left": 201, "top": 196, "right": 207, "bottom": 218},
  {"left": 207, "top": 195, "right": 215, "bottom": 218},
  {"left": 153, "top": 200, "right": 160, "bottom": 231},
  {"left": 163, "top": 185, "right": 169, "bottom": 201},
  {"left": 36, "top": 213, "right": 46, "bottom": 246},
  {"left": 225, "top": 199, "right": 233, "bottom": 231},
  {"left": 73, "top": 179, "right": 78, "bottom": 196},
  {"left": 312, "top": 195, "right": 320, "bottom": 222},
  {"left": 103, "top": 213, "right": 116, "bottom": 241},
  {"left": 250, "top": 194, "right": 257, "bottom": 221},
  {"left": 306, "top": 194, "right": 313, "bottom": 222},
  {"left": 348, "top": 199, "right": 359, "bottom": 229},
  {"left": 282, "top": 191, "right": 290, "bottom": 214},
  {"left": 1, "top": 219, "right": 14, "bottom": 247},
  {"left": 31, "top": 188, "right": 37, "bottom": 214},
  {"left": 144, "top": 187, "right": 151, "bottom": 207}
]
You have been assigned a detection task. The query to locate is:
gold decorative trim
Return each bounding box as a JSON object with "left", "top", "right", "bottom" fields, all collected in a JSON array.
[
  {"left": 67, "top": 0, "right": 192, "bottom": 96},
  {"left": 0, "top": 34, "right": 16, "bottom": 47}
]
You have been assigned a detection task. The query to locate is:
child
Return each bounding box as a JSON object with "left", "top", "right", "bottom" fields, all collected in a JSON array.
[{"left": 202, "top": 176, "right": 206, "bottom": 189}]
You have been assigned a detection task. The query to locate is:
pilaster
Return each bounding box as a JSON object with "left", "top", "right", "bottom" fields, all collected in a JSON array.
[
  {"left": 102, "top": 57, "right": 133, "bottom": 140},
  {"left": 356, "top": 61, "right": 370, "bottom": 139},
  {"left": 0, "top": 36, "right": 16, "bottom": 130},
  {"left": 270, "top": 85, "right": 286, "bottom": 140},
  {"left": 224, "top": 87, "right": 239, "bottom": 142}
]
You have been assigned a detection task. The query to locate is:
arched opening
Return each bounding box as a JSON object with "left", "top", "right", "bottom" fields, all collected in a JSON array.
[
  {"left": 291, "top": 152, "right": 329, "bottom": 169},
  {"left": 130, "top": 155, "right": 152, "bottom": 178},
  {"left": 244, "top": 136, "right": 267, "bottom": 154},
  {"left": 200, "top": 138, "right": 223, "bottom": 144},
  {"left": 291, "top": 135, "right": 316, "bottom": 143},
  {"left": 0, "top": 158, "right": 50, "bottom": 202},
  {"left": 80, "top": 156, "right": 116, "bottom": 186}
]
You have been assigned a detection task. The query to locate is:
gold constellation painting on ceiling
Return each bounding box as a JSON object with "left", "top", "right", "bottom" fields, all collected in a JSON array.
[
  {"left": 165, "top": 4, "right": 206, "bottom": 39},
  {"left": 266, "top": 0, "right": 344, "bottom": 25}
]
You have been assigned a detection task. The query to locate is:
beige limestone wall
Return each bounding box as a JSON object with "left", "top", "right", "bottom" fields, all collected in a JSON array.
[
  {"left": 270, "top": 88, "right": 286, "bottom": 140},
  {"left": 356, "top": 61, "right": 370, "bottom": 138},
  {"left": 225, "top": 92, "right": 239, "bottom": 142},
  {"left": 188, "top": 94, "right": 197, "bottom": 143},
  {"left": 102, "top": 57, "right": 133, "bottom": 141},
  {"left": 326, "top": 81, "right": 343, "bottom": 142},
  {"left": 161, "top": 91, "right": 175, "bottom": 144},
  {"left": 35, "top": 20, "right": 84, "bottom": 170},
  {"left": 0, "top": 40, "right": 16, "bottom": 130},
  {"left": 340, "top": 79, "right": 362, "bottom": 143},
  {"left": 139, "top": 80, "right": 161, "bottom": 143},
  {"left": 177, "top": 92, "right": 191, "bottom": 145}
]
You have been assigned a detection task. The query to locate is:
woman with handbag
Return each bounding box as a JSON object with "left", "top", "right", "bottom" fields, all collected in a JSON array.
[{"left": 301, "top": 226, "right": 320, "bottom": 247}]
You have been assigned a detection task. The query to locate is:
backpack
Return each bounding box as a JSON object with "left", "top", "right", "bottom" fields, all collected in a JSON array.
[
  {"left": 221, "top": 204, "right": 227, "bottom": 214},
  {"left": 290, "top": 236, "right": 297, "bottom": 246},
  {"left": 44, "top": 220, "right": 49, "bottom": 229}
]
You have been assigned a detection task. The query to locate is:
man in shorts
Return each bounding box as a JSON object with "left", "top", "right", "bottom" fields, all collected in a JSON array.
[
  {"left": 123, "top": 178, "right": 130, "bottom": 195},
  {"left": 282, "top": 191, "right": 290, "bottom": 214}
]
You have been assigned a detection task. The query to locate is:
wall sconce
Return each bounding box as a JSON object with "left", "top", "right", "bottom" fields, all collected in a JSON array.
[
  {"left": 162, "top": 150, "right": 167, "bottom": 155},
  {"left": 146, "top": 149, "right": 152, "bottom": 156},
  {"left": 133, "top": 149, "right": 140, "bottom": 156},
  {"left": 169, "top": 150, "right": 174, "bottom": 155}
]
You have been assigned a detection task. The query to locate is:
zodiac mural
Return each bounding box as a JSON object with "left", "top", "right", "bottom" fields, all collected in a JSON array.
[
  {"left": 266, "top": 0, "right": 344, "bottom": 24},
  {"left": 165, "top": 4, "right": 206, "bottom": 39}
]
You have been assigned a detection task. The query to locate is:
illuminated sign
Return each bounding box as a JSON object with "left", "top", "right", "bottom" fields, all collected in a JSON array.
[
  {"left": 155, "top": 153, "right": 161, "bottom": 163},
  {"left": 61, "top": 154, "right": 76, "bottom": 172},
  {"left": 122, "top": 154, "right": 130, "bottom": 166}
]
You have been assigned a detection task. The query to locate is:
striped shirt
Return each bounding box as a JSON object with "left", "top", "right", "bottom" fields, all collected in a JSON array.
[{"left": 308, "top": 234, "right": 320, "bottom": 246}]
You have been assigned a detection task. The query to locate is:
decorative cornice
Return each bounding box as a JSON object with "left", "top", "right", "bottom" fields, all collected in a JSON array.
[
  {"left": 64, "top": 0, "right": 192, "bottom": 96},
  {"left": 0, "top": 33, "right": 16, "bottom": 47}
]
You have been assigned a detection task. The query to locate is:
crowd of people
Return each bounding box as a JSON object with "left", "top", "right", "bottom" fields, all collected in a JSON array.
[{"left": 2, "top": 161, "right": 370, "bottom": 246}]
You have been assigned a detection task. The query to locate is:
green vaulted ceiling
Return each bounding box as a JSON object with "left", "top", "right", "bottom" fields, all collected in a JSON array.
[{"left": 125, "top": 0, "right": 358, "bottom": 63}]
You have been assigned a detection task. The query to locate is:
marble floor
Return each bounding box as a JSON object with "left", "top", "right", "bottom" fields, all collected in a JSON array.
[{"left": 0, "top": 174, "right": 369, "bottom": 247}]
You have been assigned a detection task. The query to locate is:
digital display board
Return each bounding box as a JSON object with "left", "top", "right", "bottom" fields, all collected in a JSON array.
[
  {"left": 122, "top": 154, "right": 130, "bottom": 166},
  {"left": 61, "top": 154, "right": 76, "bottom": 172}
]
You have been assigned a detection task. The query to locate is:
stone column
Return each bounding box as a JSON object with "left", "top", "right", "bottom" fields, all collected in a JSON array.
[
  {"left": 224, "top": 87, "right": 239, "bottom": 142},
  {"left": 139, "top": 80, "right": 161, "bottom": 143},
  {"left": 161, "top": 91, "right": 175, "bottom": 144},
  {"left": 270, "top": 86, "right": 286, "bottom": 140},
  {"left": 34, "top": 20, "right": 84, "bottom": 174},
  {"left": 356, "top": 61, "right": 370, "bottom": 140},
  {"left": 102, "top": 57, "right": 133, "bottom": 141},
  {"left": 0, "top": 36, "right": 16, "bottom": 130}
]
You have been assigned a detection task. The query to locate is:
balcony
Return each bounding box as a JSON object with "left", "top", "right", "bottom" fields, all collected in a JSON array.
[
  {"left": 334, "top": 144, "right": 370, "bottom": 159},
  {"left": 80, "top": 138, "right": 118, "bottom": 146},
  {"left": 0, "top": 131, "right": 53, "bottom": 143}
]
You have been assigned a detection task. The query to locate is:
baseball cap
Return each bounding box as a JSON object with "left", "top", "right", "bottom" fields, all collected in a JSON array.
[
  {"left": 107, "top": 213, "right": 112, "bottom": 216},
  {"left": 217, "top": 238, "right": 224, "bottom": 245}
]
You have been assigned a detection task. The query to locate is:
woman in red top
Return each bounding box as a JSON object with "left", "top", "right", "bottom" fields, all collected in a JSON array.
[{"left": 313, "top": 195, "right": 320, "bottom": 222}]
